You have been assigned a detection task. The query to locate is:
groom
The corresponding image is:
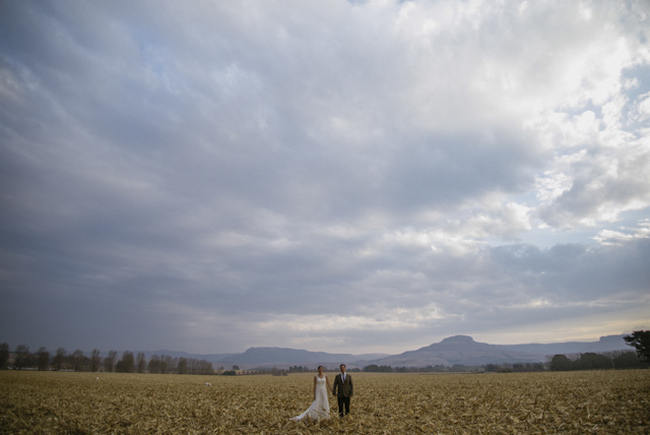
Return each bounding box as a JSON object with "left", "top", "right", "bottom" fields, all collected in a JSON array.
[{"left": 332, "top": 363, "right": 353, "bottom": 417}]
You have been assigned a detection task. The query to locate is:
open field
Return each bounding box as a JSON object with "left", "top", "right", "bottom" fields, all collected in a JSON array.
[{"left": 1, "top": 370, "right": 649, "bottom": 433}]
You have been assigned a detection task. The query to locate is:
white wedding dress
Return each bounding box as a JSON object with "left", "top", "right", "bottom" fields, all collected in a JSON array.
[{"left": 291, "top": 375, "right": 330, "bottom": 421}]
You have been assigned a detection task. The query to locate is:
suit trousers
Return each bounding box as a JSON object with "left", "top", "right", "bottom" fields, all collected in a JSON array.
[{"left": 337, "top": 395, "right": 350, "bottom": 416}]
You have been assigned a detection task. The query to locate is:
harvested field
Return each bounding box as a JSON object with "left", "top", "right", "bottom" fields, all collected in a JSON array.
[{"left": 1, "top": 369, "right": 649, "bottom": 433}]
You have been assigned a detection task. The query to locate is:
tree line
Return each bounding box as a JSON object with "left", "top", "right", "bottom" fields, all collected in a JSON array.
[
  {"left": 549, "top": 350, "right": 648, "bottom": 371},
  {"left": 361, "top": 363, "right": 543, "bottom": 373},
  {"left": 2, "top": 331, "right": 647, "bottom": 374},
  {"left": 359, "top": 351, "right": 647, "bottom": 373},
  {"left": 0, "top": 344, "right": 214, "bottom": 375},
  {"left": 549, "top": 331, "right": 650, "bottom": 371}
]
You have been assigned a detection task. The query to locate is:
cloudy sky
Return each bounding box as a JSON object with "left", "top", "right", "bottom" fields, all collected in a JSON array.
[{"left": 1, "top": 0, "right": 649, "bottom": 355}]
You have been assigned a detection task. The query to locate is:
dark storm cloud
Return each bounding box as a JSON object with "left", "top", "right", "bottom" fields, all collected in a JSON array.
[{"left": 1, "top": 0, "right": 649, "bottom": 353}]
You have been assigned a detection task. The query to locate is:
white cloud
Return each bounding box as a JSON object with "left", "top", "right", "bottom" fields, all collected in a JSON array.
[
  {"left": 632, "top": 91, "right": 650, "bottom": 122},
  {"left": 593, "top": 219, "right": 650, "bottom": 246}
]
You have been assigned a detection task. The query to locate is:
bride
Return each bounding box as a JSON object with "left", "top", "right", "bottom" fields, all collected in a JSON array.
[{"left": 291, "top": 365, "right": 332, "bottom": 421}]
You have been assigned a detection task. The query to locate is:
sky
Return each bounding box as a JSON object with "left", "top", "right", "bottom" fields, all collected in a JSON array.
[{"left": 1, "top": 0, "right": 649, "bottom": 355}]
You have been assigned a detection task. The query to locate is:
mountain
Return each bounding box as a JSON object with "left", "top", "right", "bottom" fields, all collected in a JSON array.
[
  {"left": 368, "top": 334, "right": 630, "bottom": 367},
  {"left": 505, "top": 335, "right": 631, "bottom": 356},
  {"left": 213, "top": 347, "right": 387, "bottom": 368},
  {"left": 141, "top": 350, "right": 236, "bottom": 364},
  {"left": 142, "top": 334, "right": 630, "bottom": 369}
]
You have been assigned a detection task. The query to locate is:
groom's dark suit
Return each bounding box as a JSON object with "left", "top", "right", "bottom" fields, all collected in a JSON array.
[{"left": 332, "top": 372, "right": 353, "bottom": 416}]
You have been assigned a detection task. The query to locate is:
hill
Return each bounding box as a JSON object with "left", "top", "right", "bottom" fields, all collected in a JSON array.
[
  {"left": 145, "top": 334, "right": 630, "bottom": 369},
  {"left": 368, "top": 334, "right": 630, "bottom": 367}
]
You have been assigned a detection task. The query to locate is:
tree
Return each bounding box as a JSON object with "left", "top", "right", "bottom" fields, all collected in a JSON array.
[
  {"left": 14, "top": 345, "right": 32, "bottom": 369},
  {"left": 232, "top": 365, "right": 240, "bottom": 371},
  {"left": 574, "top": 352, "right": 612, "bottom": 370},
  {"left": 195, "top": 359, "right": 214, "bottom": 375},
  {"left": 136, "top": 352, "right": 146, "bottom": 373},
  {"left": 612, "top": 351, "right": 644, "bottom": 369},
  {"left": 550, "top": 354, "right": 573, "bottom": 371},
  {"left": 513, "top": 363, "right": 525, "bottom": 372},
  {"left": 201, "top": 360, "right": 214, "bottom": 375},
  {"left": 70, "top": 349, "right": 87, "bottom": 371},
  {"left": 148, "top": 355, "right": 161, "bottom": 373},
  {"left": 177, "top": 357, "right": 188, "bottom": 374},
  {"left": 104, "top": 350, "right": 117, "bottom": 372},
  {"left": 270, "top": 367, "right": 288, "bottom": 376},
  {"left": 53, "top": 348, "right": 66, "bottom": 371},
  {"left": 160, "top": 355, "right": 174, "bottom": 374},
  {"left": 0, "top": 343, "right": 9, "bottom": 369},
  {"left": 624, "top": 330, "right": 650, "bottom": 362},
  {"left": 116, "top": 351, "right": 135, "bottom": 373},
  {"left": 90, "top": 349, "right": 102, "bottom": 372},
  {"left": 37, "top": 347, "right": 50, "bottom": 371},
  {"left": 363, "top": 364, "right": 393, "bottom": 372}
]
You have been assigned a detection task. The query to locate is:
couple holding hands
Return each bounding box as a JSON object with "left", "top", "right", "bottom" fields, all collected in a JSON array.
[{"left": 290, "top": 363, "right": 353, "bottom": 421}]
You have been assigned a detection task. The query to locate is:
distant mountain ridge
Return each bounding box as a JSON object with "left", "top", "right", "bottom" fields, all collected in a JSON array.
[
  {"left": 146, "top": 334, "right": 630, "bottom": 369},
  {"left": 214, "top": 347, "right": 388, "bottom": 368},
  {"left": 368, "top": 334, "right": 630, "bottom": 368}
]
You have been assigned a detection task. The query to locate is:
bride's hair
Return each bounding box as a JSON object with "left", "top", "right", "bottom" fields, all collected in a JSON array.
[{"left": 317, "top": 365, "right": 324, "bottom": 370}]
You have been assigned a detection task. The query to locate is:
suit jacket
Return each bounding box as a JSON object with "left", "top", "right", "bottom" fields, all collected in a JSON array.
[{"left": 333, "top": 373, "right": 353, "bottom": 397}]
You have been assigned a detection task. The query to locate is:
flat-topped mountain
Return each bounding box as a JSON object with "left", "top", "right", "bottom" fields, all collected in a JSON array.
[
  {"left": 506, "top": 335, "right": 630, "bottom": 356},
  {"left": 368, "top": 334, "right": 630, "bottom": 367}
]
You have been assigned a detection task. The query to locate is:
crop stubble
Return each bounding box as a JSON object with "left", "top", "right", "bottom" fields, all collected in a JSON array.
[{"left": 1, "top": 370, "right": 648, "bottom": 433}]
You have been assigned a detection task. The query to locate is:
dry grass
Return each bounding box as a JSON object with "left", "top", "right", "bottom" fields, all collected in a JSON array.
[{"left": 1, "top": 369, "right": 648, "bottom": 433}]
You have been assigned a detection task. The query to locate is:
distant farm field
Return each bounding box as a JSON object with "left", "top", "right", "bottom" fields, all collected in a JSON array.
[{"left": 1, "top": 370, "right": 649, "bottom": 433}]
